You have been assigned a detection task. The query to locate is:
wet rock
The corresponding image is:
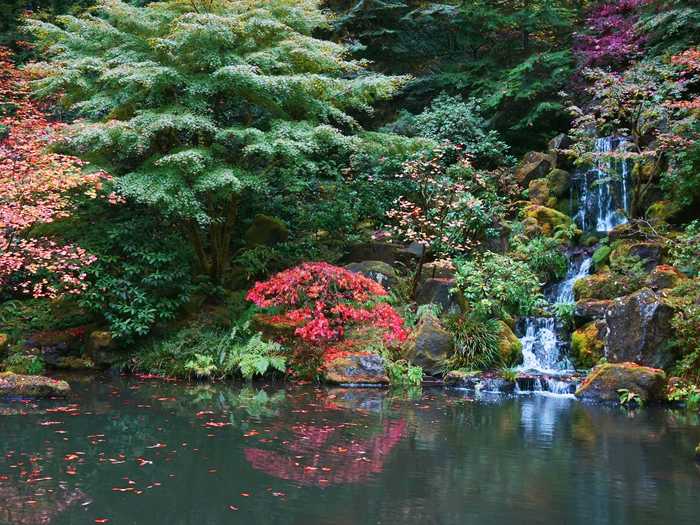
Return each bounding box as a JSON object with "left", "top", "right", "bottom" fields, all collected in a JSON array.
[
  {"left": 571, "top": 321, "right": 606, "bottom": 368},
  {"left": 323, "top": 354, "right": 389, "bottom": 385},
  {"left": 406, "top": 317, "right": 454, "bottom": 375},
  {"left": 0, "top": 373, "right": 70, "bottom": 398},
  {"left": 524, "top": 204, "right": 573, "bottom": 236},
  {"left": 645, "top": 265, "right": 684, "bottom": 290},
  {"left": 415, "top": 278, "right": 462, "bottom": 314},
  {"left": 575, "top": 362, "right": 667, "bottom": 403},
  {"left": 444, "top": 371, "right": 515, "bottom": 393},
  {"left": 515, "top": 152, "right": 554, "bottom": 186},
  {"left": 86, "top": 330, "right": 123, "bottom": 368},
  {"left": 574, "top": 299, "right": 612, "bottom": 325},
  {"left": 345, "top": 260, "right": 398, "bottom": 291},
  {"left": 604, "top": 288, "right": 675, "bottom": 368},
  {"left": 244, "top": 214, "right": 288, "bottom": 247},
  {"left": 528, "top": 178, "right": 550, "bottom": 205}
]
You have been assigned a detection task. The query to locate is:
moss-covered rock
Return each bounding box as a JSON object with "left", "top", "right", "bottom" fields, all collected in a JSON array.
[
  {"left": 0, "top": 373, "right": 70, "bottom": 398},
  {"left": 574, "top": 299, "right": 612, "bottom": 326},
  {"left": 244, "top": 214, "right": 289, "bottom": 247},
  {"left": 592, "top": 245, "right": 611, "bottom": 269},
  {"left": 515, "top": 152, "right": 554, "bottom": 186},
  {"left": 524, "top": 204, "right": 572, "bottom": 236},
  {"left": 522, "top": 216, "right": 543, "bottom": 238},
  {"left": 610, "top": 240, "right": 663, "bottom": 271},
  {"left": 645, "top": 265, "right": 684, "bottom": 290},
  {"left": 322, "top": 353, "right": 389, "bottom": 385},
  {"left": 646, "top": 200, "right": 681, "bottom": 224},
  {"left": 405, "top": 317, "right": 454, "bottom": 376},
  {"left": 498, "top": 322, "right": 523, "bottom": 367},
  {"left": 546, "top": 168, "right": 571, "bottom": 198},
  {"left": 575, "top": 362, "right": 667, "bottom": 403},
  {"left": 345, "top": 260, "right": 398, "bottom": 291},
  {"left": 573, "top": 272, "right": 625, "bottom": 301},
  {"left": 415, "top": 278, "right": 462, "bottom": 314},
  {"left": 571, "top": 321, "right": 606, "bottom": 368},
  {"left": 528, "top": 178, "right": 550, "bottom": 205}
]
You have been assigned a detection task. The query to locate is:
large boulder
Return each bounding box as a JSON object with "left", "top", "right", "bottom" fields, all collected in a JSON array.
[
  {"left": 415, "top": 278, "right": 462, "bottom": 314},
  {"left": 323, "top": 353, "right": 389, "bottom": 385},
  {"left": 573, "top": 272, "right": 633, "bottom": 301},
  {"left": 444, "top": 371, "right": 516, "bottom": 393},
  {"left": 345, "top": 260, "right": 398, "bottom": 291},
  {"left": 571, "top": 321, "right": 606, "bottom": 368},
  {"left": 515, "top": 152, "right": 554, "bottom": 186},
  {"left": 344, "top": 240, "right": 421, "bottom": 266},
  {"left": 405, "top": 317, "right": 454, "bottom": 375},
  {"left": 0, "top": 373, "right": 70, "bottom": 398},
  {"left": 575, "top": 362, "right": 667, "bottom": 403},
  {"left": 86, "top": 330, "right": 123, "bottom": 368},
  {"left": 524, "top": 204, "right": 572, "bottom": 236},
  {"left": 645, "top": 265, "right": 684, "bottom": 290},
  {"left": 604, "top": 288, "right": 675, "bottom": 368},
  {"left": 611, "top": 241, "right": 663, "bottom": 271}
]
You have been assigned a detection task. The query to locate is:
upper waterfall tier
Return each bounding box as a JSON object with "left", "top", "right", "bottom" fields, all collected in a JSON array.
[{"left": 572, "top": 136, "right": 631, "bottom": 233}]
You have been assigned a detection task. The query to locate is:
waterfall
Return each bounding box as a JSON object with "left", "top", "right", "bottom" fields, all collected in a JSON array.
[
  {"left": 519, "top": 255, "right": 592, "bottom": 374},
  {"left": 572, "top": 136, "right": 631, "bottom": 233}
]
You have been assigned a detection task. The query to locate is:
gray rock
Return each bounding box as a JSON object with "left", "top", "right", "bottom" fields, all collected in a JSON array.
[
  {"left": 406, "top": 317, "right": 454, "bottom": 376},
  {"left": 323, "top": 354, "right": 389, "bottom": 385},
  {"left": 0, "top": 373, "right": 70, "bottom": 398},
  {"left": 575, "top": 362, "right": 667, "bottom": 403},
  {"left": 345, "top": 260, "right": 399, "bottom": 291},
  {"left": 415, "top": 278, "right": 462, "bottom": 314}
]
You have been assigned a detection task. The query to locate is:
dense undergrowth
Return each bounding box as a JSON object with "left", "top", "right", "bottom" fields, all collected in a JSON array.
[{"left": 0, "top": 0, "right": 699, "bottom": 399}]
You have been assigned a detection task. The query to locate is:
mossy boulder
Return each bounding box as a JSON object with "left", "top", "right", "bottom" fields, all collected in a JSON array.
[
  {"left": 498, "top": 322, "right": 523, "bottom": 367},
  {"left": 546, "top": 168, "right": 571, "bottom": 198},
  {"left": 405, "top": 317, "right": 455, "bottom": 376},
  {"left": 575, "top": 362, "right": 667, "bottom": 404},
  {"left": 515, "top": 152, "right": 554, "bottom": 186},
  {"left": 646, "top": 200, "right": 681, "bottom": 224},
  {"left": 571, "top": 321, "right": 606, "bottom": 368},
  {"left": 0, "top": 373, "right": 70, "bottom": 398},
  {"left": 645, "top": 265, "right": 684, "bottom": 290},
  {"left": 528, "top": 178, "right": 550, "bottom": 205},
  {"left": 573, "top": 272, "right": 624, "bottom": 301},
  {"left": 86, "top": 330, "right": 123, "bottom": 368},
  {"left": 415, "top": 278, "right": 462, "bottom": 314},
  {"left": 604, "top": 288, "right": 675, "bottom": 369},
  {"left": 610, "top": 241, "right": 663, "bottom": 271},
  {"left": 591, "top": 245, "right": 611, "bottom": 269},
  {"left": 322, "top": 353, "right": 389, "bottom": 385},
  {"left": 345, "top": 260, "right": 398, "bottom": 291},
  {"left": 524, "top": 204, "right": 572, "bottom": 236},
  {"left": 522, "top": 216, "right": 543, "bottom": 238},
  {"left": 244, "top": 214, "right": 289, "bottom": 247}
]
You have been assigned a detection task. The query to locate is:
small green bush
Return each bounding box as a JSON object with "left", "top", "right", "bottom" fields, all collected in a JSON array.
[
  {"left": 3, "top": 354, "right": 45, "bottom": 375},
  {"left": 444, "top": 315, "right": 502, "bottom": 371}
]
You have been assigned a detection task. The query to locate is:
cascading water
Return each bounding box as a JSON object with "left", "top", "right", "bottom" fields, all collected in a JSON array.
[
  {"left": 518, "top": 255, "right": 592, "bottom": 374},
  {"left": 516, "top": 136, "right": 631, "bottom": 394},
  {"left": 572, "top": 136, "right": 631, "bottom": 233}
]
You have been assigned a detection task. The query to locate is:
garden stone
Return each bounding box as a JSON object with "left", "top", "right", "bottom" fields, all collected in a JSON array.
[
  {"left": 575, "top": 362, "right": 666, "bottom": 404},
  {"left": 323, "top": 354, "right": 389, "bottom": 385}
]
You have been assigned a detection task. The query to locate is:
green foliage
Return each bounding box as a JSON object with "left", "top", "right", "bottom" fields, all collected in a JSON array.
[
  {"left": 512, "top": 236, "right": 568, "bottom": 282},
  {"left": 500, "top": 367, "right": 519, "bottom": 382},
  {"left": 668, "top": 279, "right": 700, "bottom": 381},
  {"left": 670, "top": 221, "right": 700, "bottom": 277},
  {"left": 444, "top": 315, "right": 502, "bottom": 371},
  {"left": 28, "top": 0, "right": 407, "bottom": 283},
  {"left": 617, "top": 388, "right": 643, "bottom": 407},
  {"left": 553, "top": 302, "right": 575, "bottom": 330},
  {"left": 592, "top": 245, "right": 612, "bottom": 269},
  {"left": 134, "top": 322, "right": 286, "bottom": 380},
  {"left": 453, "top": 251, "right": 544, "bottom": 319},
  {"left": 0, "top": 298, "right": 91, "bottom": 342},
  {"left": 668, "top": 380, "right": 700, "bottom": 410},
  {"left": 383, "top": 93, "right": 511, "bottom": 168},
  {"left": 385, "top": 359, "right": 423, "bottom": 386},
  {"left": 3, "top": 354, "right": 45, "bottom": 375}
]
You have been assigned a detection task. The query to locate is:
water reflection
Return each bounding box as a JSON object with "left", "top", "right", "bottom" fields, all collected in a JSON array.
[{"left": 0, "top": 376, "right": 699, "bottom": 525}]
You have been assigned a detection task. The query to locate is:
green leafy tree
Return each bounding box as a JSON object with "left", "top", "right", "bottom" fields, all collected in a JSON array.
[{"left": 28, "top": 0, "right": 406, "bottom": 283}]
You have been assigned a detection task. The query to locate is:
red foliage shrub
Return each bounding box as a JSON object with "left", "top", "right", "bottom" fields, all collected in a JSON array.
[{"left": 246, "top": 262, "right": 407, "bottom": 349}]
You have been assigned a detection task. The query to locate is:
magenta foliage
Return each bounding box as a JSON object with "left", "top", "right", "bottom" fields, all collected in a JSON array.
[{"left": 574, "top": 0, "right": 650, "bottom": 69}]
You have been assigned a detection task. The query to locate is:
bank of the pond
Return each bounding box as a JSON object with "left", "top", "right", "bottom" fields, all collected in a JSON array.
[{"left": 1, "top": 374, "right": 700, "bottom": 525}]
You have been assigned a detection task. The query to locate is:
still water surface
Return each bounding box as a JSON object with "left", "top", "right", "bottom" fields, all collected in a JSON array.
[{"left": 1, "top": 375, "right": 699, "bottom": 525}]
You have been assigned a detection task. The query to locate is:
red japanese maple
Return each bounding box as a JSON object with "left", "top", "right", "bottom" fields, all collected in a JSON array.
[
  {"left": 0, "top": 47, "right": 109, "bottom": 298},
  {"left": 246, "top": 262, "right": 407, "bottom": 347}
]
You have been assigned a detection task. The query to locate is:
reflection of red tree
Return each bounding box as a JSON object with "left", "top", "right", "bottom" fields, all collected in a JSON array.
[
  {"left": 0, "top": 482, "right": 85, "bottom": 525},
  {"left": 244, "top": 419, "right": 406, "bottom": 487}
]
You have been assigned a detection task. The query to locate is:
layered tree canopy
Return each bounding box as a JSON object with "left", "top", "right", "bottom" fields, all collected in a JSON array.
[{"left": 27, "top": 0, "right": 407, "bottom": 281}]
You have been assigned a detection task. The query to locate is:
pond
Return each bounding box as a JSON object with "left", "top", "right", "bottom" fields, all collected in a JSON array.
[{"left": 1, "top": 375, "right": 699, "bottom": 525}]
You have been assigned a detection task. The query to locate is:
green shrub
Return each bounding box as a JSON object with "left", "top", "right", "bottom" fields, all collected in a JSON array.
[
  {"left": 444, "top": 315, "right": 502, "bottom": 371},
  {"left": 385, "top": 359, "right": 423, "bottom": 386},
  {"left": 453, "top": 252, "right": 544, "bottom": 319},
  {"left": 671, "top": 221, "right": 700, "bottom": 277},
  {"left": 3, "top": 354, "right": 45, "bottom": 375},
  {"left": 512, "top": 236, "right": 568, "bottom": 282}
]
